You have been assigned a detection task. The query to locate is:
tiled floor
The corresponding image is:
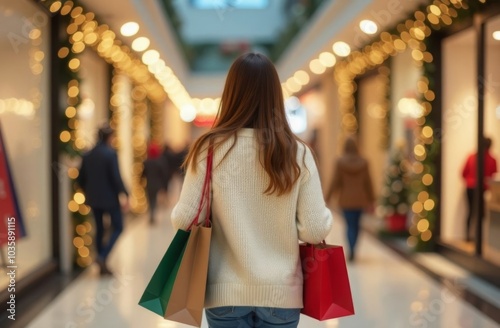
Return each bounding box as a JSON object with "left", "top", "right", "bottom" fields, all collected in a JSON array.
[{"left": 26, "top": 205, "right": 500, "bottom": 328}]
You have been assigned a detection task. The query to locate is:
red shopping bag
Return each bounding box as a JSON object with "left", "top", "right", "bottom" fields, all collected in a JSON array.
[{"left": 299, "top": 242, "right": 355, "bottom": 320}]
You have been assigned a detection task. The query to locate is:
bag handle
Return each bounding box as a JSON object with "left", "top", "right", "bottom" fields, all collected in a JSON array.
[
  {"left": 188, "top": 146, "right": 213, "bottom": 230},
  {"left": 306, "top": 241, "right": 327, "bottom": 261}
]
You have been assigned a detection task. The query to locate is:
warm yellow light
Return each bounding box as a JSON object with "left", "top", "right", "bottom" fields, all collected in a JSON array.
[
  {"left": 427, "top": 13, "right": 439, "bottom": 25},
  {"left": 332, "top": 41, "right": 351, "bottom": 57},
  {"left": 84, "top": 33, "right": 98, "bottom": 45},
  {"left": 413, "top": 28, "right": 426, "bottom": 40},
  {"left": 417, "top": 191, "right": 429, "bottom": 202},
  {"left": 286, "top": 77, "right": 301, "bottom": 93},
  {"left": 82, "top": 235, "right": 92, "bottom": 246},
  {"left": 70, "top": 6, "right": 83, "bottom": 18},
  {"left": 60, "top": 2, "right": 73, "bottom": 15},
  {"left": 309, "top": 59, "right": 326, "bottom": 74},
  {"left": 319, "top": 52, "right": 336, "bottom": 67},
  {"left": 424, "top": 199, "right": 435, "bottom": 211},
  {"left": 79, "top": 205, "right": 91, "bottom": 215},
  {"left": 60, "top": 131, "right": 71, "bottom": 142},
  {"left": 417, "top": 219, "right": 429, "bottom": 232},
  {"left": 72, "top": 42, "right": 85, "bottom": 53},
  {"left": 68, "top": 200, "right": 79, "bottom": 212},
  {"left": 68, "top": 168, "right": 79, "bottom": 179},
  {"left": 394, "top": 39, "right": 406, "bottom": 51},
  {"left": 72, "top": 31, "right": 84, "bottom": 42},
  {"left": 58, "top": 47, "right": 70, "bottom": 58},
  {"left": 293, "top": 70, "right": 310, "bottom": 86},
  {"left": 132, "top": 37, "right": 150, "bottom": 52},
  {"left": 359, "top": 20, "right": 378, "bottom": 34},
  {"left": 78, "top": 247, "right": 90, "bottom": 257},
  {"left": 429, "top": 5, "right": 441, "bottom": 16},
  {"left": 422, "top": 120, "right": 433, "bottom": 134},
  {"left": 68, "top": 86, "right": 79, "bottom": 98},
  {"left": 421, "top": 230, "right": 432, "bottom": 242},
  {"left": 29, "top": 29, "right": 41, "bottom": 40},
  {"left": 422, "top": 173, "right": 433, "bottom": 186},
  {"left": 412, "top": 50, "right": 424, "bottom": 61},
  {"left": 50, "top": 1, "right": 62, "bottom": 13},
  {"left": 73, "top": 236, "right": 84, "bottom": 248},
  {"left": 120, "top": 22, "right": 140, "bottom": 37},
  {"left": 68, "top": 58, "right": 80, "bottom": 70},
  {"left": 142, "top": 49, "right": 160, "bottom": 65},
  {"left": 493, "top": 31, "right": 500, "bottom": 41},
  {"left": 414, "top": 144, "right": 425, "bottom": 157},
  {"left": 76, "top": 224, "right": 86, "bottom": 236},
  {"left": 412, "top": 201, "right": 423, "bottom": 214},
  {"left": 65, "top": 106, "right": 76, "bottom": 118},
  {"left": 73, "top": 192, "right": 86, "bottom": 205}
]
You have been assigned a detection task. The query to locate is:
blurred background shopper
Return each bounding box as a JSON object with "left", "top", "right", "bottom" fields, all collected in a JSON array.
[
  {"left": 327, "top": 137, "right": 374, "bottom": 262},
  {"left": 78, "top": 125, "right": 129, "bottom": 275},
  {"left": 170, "top": 53, "right": 333, "bottom": 328},
  {"left": 142, "top": 142, "right": 166, "bottom": 225}
]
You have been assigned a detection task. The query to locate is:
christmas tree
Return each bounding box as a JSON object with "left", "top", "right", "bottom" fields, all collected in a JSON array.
[{"left": 379, "top": 146, "right": 410, "bottom": 232}]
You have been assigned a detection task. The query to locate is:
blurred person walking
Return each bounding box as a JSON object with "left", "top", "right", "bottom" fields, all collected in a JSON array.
[
  {"left": 171, "top": 53, "right": 333, "bottom": 328},
  {"left": 142, "top": 142, "right": 166, "bottom": 225},
  {"left": 461, "top": 137, "right": 498, "bottom": 241},
  {"left": 78, "top": 125, "right": 129, "bottom": 275},
  {"left": 327, "top": 137, "right": 374, "bottom": 262}
]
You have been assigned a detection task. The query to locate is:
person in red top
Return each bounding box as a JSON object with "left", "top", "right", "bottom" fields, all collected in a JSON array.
[{"left": 462, "top": 137, "right": 497, "bottom": 241}]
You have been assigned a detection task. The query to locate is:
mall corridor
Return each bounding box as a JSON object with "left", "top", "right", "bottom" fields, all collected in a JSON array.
[{"left": 23, "top": 200, "right": 500, "bottom": 328}]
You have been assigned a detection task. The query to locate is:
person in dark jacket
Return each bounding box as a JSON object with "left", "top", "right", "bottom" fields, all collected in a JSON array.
[
  {"left": 78, "top": 125, "right": 129, "bottom": 275},
  {"left": 326, "top": 137, "right": 375, "bottom": 261},
  {"left": 142, "top": 142, "right": 166, "bottom": 224}
]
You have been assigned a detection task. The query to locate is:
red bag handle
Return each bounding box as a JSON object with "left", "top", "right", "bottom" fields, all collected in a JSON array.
[
  {"left": 188, "top": 146, "right": 213, "bottom": 230},
  {"left": 306, "top": 241, "right": 327, "bottom": 261}
]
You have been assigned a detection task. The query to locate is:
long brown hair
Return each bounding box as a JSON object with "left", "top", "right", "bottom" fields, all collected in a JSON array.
[{"left": 184, "top": 53, "right": 304, "bottom": 196}]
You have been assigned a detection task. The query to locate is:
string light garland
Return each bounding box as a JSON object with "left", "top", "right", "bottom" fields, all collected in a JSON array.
[
  {"left": 43, "top": 0, "right": 169, "bottom": 267},
  {"left": 331, "top": 0, "right": 489, "bottom": 250}
]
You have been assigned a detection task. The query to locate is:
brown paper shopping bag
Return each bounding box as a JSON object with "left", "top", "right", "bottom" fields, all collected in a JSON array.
[{"left": 164, "top": 223, "right": 212, "bottom": 327}]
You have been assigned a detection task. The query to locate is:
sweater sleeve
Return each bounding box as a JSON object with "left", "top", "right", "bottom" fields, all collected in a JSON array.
[
  {"left": 171, "top": 155, "right": 208, "bottom": 231},
  {"left": 296, "top": 146, "right": 333, "bottom": 244}
]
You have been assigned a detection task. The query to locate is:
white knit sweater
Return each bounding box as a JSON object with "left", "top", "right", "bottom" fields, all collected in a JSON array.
[{"left": 171, "top": 128, "right": 333, "bottom": 309}]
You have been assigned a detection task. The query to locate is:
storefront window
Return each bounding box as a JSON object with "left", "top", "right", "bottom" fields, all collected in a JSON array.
[
  {"left": 0, "top": 0, "right": 51, "bottom": 289},
  {"left": 483, "top": 15, "right": 500, "bottom": 266},
  {"left": 441, "top": 27, "right": 478, "bottom": 254},
  {"left": 357, "top": 70, "right": 390, "bottom": 196}
]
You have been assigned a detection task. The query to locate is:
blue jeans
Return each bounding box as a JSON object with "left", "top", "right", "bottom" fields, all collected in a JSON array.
[
  {"left": 206, "top": 306, "right": 301, "bottom": 328},
  {"left": 343, "top": 209, "right": 363, "bottom": 258},
  {"left": 92, "top": 206, "right": 123, "bottom": 260}
]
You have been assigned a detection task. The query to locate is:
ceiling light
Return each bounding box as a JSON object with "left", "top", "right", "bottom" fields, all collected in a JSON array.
[
  {"left": 131, "top": 37, "right": 150, "bottom": 52},
  {"left": 142, "top": 49, "right": 160, "bottom": 65},
  {"left": 360, "top": 20, "right": 378, "bottom": 35},
  {"left": 332, "top": 41, "right": 351, "bottom": 57},
  {"left": 309, "top": 59, "right": 326, "bottom": 75},
  {"left": 286, "top": 77, "right": 301, "bottom": 93},
  {"left": 180, "top": 104, "right": 197, "bottom": 122},
  {"left": 493, "top": 31, "right": 500, "bottom": 41},
  {"left": 319, "top": 52, "right": 336, "bottom": 67},
  {"left": 120, "top": 22, "right": 139, "bottom": 37},
  {"left": 293, "top": 70, "right": 310, "bottom": 85}
]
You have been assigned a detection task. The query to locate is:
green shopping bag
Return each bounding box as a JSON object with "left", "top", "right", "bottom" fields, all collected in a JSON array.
[{"left": 138, "top": 229, "right": 190, "bottom": 316}]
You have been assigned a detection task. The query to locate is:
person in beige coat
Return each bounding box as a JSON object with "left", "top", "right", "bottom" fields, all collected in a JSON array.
[{"left": 327, "top": 137, "right": 374, "bottom": 261}]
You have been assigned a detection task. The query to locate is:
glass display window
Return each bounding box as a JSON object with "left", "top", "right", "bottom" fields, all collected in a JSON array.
[
  {"left": 483, "top": 15, "right": 500, "bottom": 266},
  {"left": 0, "top": 0, "right": 51, "bottom": 289},
  {"left": 441, "top": 26, "right": 478, "bottom": 254}
]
